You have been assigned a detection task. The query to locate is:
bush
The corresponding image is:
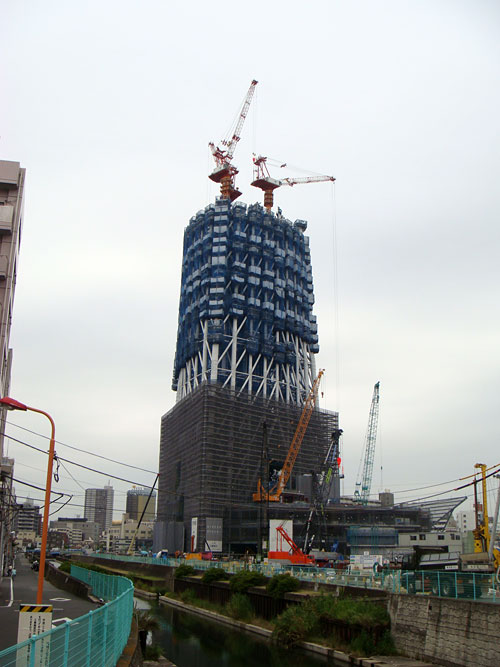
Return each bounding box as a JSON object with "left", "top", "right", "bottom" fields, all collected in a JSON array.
[
  {"left": 179, "top": 588, "right": 198, "bottom": 605},
  {"left": 174, "top": 564, "right": 196, "bottom": 579},
  {"left": 272, "top": 604, "right": 318, "bottom": 648},
  {"left": 374, "top": 630, "right": 397, "bottom": 655},
  {"left": 226, "top": 593, "right": 254, "bottom": 621},
  {"left": 229, "top": 571, "right": 266, "bottom": 594},
  {"left": 266, "top": 573, "right": 301, "bottom": 599},
  {"left": 350, "top": 630, "right": 376, "bottom": 656},
  {"left": 201, "top": 567, "right": 229, "bottom": 584},
  {"left": 58, "top": 561, "right": 71, "bottom": 573},
  {"left": 144, "top": 644, "right": 162, "bottom": 660}
]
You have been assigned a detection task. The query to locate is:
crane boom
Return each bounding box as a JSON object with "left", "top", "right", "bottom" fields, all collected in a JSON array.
[
  {"left": 209, "top": 79, "right": 258, "bottom": 201},
  {"left": 354, "top": 382, "right": 380, "bottom": 505},
  {"left": 281, "top": 175, "right": 336, "bottom": 187},
  {"left": 223, "top": 79, "right": 258, "bottom": 160},
  {"left": 253, "top": 369, "right": 324, "bottom": 503},
  {"left": 251, "top": 155, "right": 335, "bottom": 209}
]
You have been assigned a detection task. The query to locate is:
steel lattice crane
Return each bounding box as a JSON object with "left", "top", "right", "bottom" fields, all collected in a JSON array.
[
  {"left": 253, "top": 369, "right": 325, "bottom": 503},
  {"left": 354, "top": 382, "right": 380, "bottom": 505},
  {"left": 209, "top": 79, "right": 258, "bottom": 202},
  {"left": 251, "top": 155, "right": 335, "bottom": 210}
]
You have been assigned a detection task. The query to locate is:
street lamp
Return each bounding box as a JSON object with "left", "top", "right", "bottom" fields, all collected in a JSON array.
[{"left": 0, "top": 396, "right": 56, "bottom": 604}]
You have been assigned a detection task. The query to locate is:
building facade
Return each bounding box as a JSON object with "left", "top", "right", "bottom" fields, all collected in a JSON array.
[
  {"left": 0, "top": 160, "right": 25, "bottom": 577},
  {"left": 84, "top": 485, "right": 114, "bottom": 533},
  {"left": 15, "top": 499, "right": 41, "bottom": 534},
  {"left": 157, "top": 199, "right": 338, "bottom": 554},
  {"left": 126, "top": 487, "right": 156, "bottom": 521}
]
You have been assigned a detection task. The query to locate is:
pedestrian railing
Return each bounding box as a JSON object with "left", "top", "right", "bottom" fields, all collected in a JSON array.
[{"left": 0, "top": 565, "right": 133, "bottom": 667}]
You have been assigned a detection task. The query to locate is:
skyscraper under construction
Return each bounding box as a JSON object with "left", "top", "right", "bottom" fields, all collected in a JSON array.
[{"left": 156, "top": 197, "right": 338, "bottom": 554}]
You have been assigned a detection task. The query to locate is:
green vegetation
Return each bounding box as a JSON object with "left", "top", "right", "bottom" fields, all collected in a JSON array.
[
  {"left": 201, "top": 567, "right": 230, "bottom": 584},
  {"left": 225, "top": 593, "right": 254, "bottom": 622},
  {"left": 144, "top": 644, "right": 163, "bottom": 660},
  {"left": 229, "top": 570, "right": 266, "bottom": 594},
  {"left": 179, "top": 588, "right": 198, "bottom": 605},
  {"left": 266, "top": 573, "right": 301, "bottom": 599},
  {"left": 272, "top": 594, "right": 393, "bottom": 655},
  {"left": 134, "top": 607, "right": 160, "bottom": 657},
  {"left": 174, "top": 563, "right": 196, "bottom": 579}
]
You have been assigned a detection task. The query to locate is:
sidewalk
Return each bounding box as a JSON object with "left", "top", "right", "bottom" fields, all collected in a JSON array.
[{"left": 0, "top": 556, "right": 99, "bottom": 651}]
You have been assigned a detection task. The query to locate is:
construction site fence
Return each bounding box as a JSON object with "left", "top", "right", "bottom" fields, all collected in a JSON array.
[
  {"left": 0, "top": 565, "right": 134, "bottom": 667},
  {"left": 80, "top": 552, "right": 500, "bottom": 602}
]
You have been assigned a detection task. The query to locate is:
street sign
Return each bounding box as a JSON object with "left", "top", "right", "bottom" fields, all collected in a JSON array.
[{"left": 17, "top": 604, "right": 53, "bottom": 666}]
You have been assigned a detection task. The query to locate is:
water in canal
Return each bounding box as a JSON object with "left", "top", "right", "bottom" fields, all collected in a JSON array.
[{"left": 136, "top": 598, "right": 341, "bottom": 667}]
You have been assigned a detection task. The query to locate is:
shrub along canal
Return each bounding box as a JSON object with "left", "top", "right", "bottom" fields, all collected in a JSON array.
[{"left": 137, "top": 598, "right": 342, "bottom": 666}]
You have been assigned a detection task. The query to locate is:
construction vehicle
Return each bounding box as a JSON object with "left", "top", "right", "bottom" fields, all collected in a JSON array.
[
  {"left": 268, "top": 522, "right": 315, "bottom": 565},
  {"left": 353, "top": 382, "right": 380, "bottom": 505},
  {"left": 209, "top": 79, "right": 258, "bottom": 201},
  {"left": 251, "top": 155, "right": 335, "bottom": 210},
  {"left": 401, "top": 463, "right": 500, "bottom": 597},
  {"left": 253, "top": 369, "right": 324, "bottom": 502}
]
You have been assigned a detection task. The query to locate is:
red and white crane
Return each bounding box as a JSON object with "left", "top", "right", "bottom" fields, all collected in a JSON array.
[
  {"left": 209, "top": 79, "right": 258, "bottom": 202},
  {"left": 251, "top": 155, "right": 335, "bottom": 210}
]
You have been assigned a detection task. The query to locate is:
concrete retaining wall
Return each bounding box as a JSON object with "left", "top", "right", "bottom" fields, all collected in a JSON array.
[
  {"left": 46, "top": 563, "right": 92, "bottom": 600},
  {"left": 388, "top": 594, "right": 500, "bottom": 667}
]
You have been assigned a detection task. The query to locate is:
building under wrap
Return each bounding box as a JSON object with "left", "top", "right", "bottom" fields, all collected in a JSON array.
[{"left": 157, "top": 198, "right": 338, "bottom": 554}]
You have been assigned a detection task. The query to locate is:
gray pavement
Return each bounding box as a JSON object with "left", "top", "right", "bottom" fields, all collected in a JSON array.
[{"left": 0, "top": 556, "right": 100, "bottom": 651}]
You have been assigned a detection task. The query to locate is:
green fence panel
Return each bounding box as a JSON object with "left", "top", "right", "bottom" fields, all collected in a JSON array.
[{"left": 0, "top": 566, "right": 133, "bottom": 666}]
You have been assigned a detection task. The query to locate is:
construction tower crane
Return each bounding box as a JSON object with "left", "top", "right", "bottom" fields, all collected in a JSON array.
[
  {"left": 253, "top": 369, "right": 324, "bottom": 503},
  {"left": 354, "top": 381, "right": 380, "bottom": 505},
  {"left": 209, "top": 79, "right": 258, "bottom": 202},
  {"left": 251, "top": 155, "right": 335, "bottom": 210}
]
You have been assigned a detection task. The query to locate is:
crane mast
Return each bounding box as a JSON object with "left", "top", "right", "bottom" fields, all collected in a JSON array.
[{"left": 354, "top": 382, "right": 380, "bottom": 505}]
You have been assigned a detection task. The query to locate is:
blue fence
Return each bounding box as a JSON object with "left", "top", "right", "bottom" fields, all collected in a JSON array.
[
  {"left": 89, "top": 551, "right": 500, "bottom": 602},
  {"left": 0, "top": 565, "right": 134, "bottom": 667}
]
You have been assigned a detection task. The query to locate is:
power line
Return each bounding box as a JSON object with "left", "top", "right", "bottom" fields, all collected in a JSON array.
[
  {"left": 6, "top": 420, "right": 157, "bottom": 474},
  {"left": 5, "top": 433, "right": 157, "bottom": 489}
]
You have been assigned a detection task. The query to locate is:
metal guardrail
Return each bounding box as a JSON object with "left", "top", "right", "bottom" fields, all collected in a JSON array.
[
  {"left": 90, "top": 551, "right": 500, "bottom": 602},
  {"left": 0, "top": 565, "right": 134, "bottom": 667}
]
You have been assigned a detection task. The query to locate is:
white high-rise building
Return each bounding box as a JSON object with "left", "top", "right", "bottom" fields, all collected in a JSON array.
[{"left": 84, "top": 485, "right": 114, "bottom": 533}]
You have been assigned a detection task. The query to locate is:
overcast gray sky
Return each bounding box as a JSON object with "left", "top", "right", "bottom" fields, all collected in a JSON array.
[{"left": 1, "top": 0, "right": 499, "bottom": 519}]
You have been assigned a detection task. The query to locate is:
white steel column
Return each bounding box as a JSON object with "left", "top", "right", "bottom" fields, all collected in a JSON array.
[
  {"left": 201, "top": 320, "right": 208, "bottom": 380},
  {"left": 230, "top": 317, "right": 238, "bottom": 390},
  {"left": 210, "top": 343, "right": 219, "bottom": 383}
]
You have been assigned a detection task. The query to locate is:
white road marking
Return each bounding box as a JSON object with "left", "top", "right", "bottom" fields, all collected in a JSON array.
[{"left": 49, "top": 598, "right": 70, "bottom": 602}]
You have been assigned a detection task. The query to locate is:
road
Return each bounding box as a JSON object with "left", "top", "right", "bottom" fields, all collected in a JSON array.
[{"left": 0, "top": 556, "right": 99, "bottom": 651}]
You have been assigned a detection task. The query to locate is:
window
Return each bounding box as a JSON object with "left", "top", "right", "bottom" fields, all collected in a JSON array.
[
  {"left": 438, "top": 534, "right": 445, "bottom": 540},
  {"left": 419, "top": 534, "right": 426, "bottom": 540},
  {"left": 410, "top": 535, "right": 417, "bottom": 541}
]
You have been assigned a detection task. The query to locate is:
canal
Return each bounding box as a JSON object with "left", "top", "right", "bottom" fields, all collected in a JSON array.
[{"left": 135, "top": 598, "right": 342, "bottom": 666}]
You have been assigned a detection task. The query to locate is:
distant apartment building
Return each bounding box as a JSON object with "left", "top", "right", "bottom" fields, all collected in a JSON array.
[
  {"left": 49, "top": 517, "right": 101, "bottom": 549},
  {"left": 84, "top": 485, "right": 114, "bottom": 533},
  {"left": 15, "top": 498, "right": 41, "bottom": 534},
  {"left": 126, "top": 487, "right": 156, "bottom": 521},
  {"left": 0, "top": 160, "right": 25, "bottom": 577}
]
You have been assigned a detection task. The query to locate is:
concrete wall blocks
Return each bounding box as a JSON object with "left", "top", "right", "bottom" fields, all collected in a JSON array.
[{"left": 388, "top": 594, "right": 500, "bottom": 667}]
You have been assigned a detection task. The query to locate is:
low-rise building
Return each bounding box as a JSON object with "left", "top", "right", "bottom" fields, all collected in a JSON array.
[{"left": 103, "top": 514, "right": 154, "bottom": 553}]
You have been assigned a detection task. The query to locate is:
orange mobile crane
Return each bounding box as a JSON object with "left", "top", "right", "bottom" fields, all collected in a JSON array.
[
  {"left": 253, "top": 369, "right": 324, "bottom": 503},
  {"left": 268, "top": 522, "right": 315, "bottom": 565}
]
